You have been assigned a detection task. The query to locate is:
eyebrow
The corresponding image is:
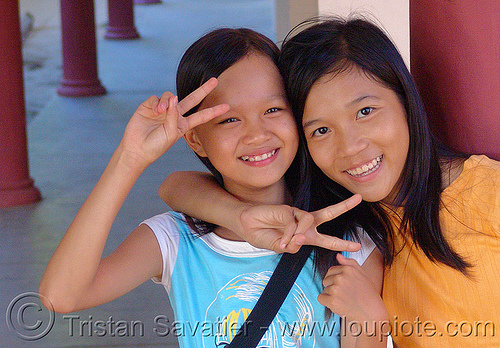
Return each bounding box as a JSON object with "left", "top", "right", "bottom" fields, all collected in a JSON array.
[
  {"left": 267, "top": 94, "right": 288, "bottom": 102},
  {"left": 346, "top": 94, "right": 380, "bottom": 107},
  {"left": 302, "top": 94, "right": 381, "bottom": 128},
  {"left": 302, "top": 119, "right": 319, "bottom": 129}
]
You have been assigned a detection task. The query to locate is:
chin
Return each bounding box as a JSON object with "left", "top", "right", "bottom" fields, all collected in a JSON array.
[{"left": 351, "top": 190, "right": 386, "bottom": 203}]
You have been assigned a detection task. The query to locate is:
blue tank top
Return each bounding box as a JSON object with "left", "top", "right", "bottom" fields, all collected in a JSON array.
[{"left": 143, "top": 211, "right": 343, "bottom": 347}]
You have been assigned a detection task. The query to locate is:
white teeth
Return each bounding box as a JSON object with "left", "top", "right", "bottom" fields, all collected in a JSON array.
[
  {"left": 346, "top": 156, "right": 382, "bottom": 177},
  {"left": 241, "top": 149, "right": 277, "bottom": 162}
]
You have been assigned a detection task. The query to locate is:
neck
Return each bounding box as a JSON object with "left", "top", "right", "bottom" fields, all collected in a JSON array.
[
  {"left": 233, "top": 183, "right": 291, "bottom": 206},
  {"left": 381, "top": 156, "right": 466, "bottom": 208},
  {"left": 214, "top": 178, "right": 291, "bottom": 241}
]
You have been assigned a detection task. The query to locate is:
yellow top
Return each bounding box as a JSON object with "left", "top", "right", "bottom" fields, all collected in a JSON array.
[{"left": 382, "top": 155, "right": 500, "bottom": 348}]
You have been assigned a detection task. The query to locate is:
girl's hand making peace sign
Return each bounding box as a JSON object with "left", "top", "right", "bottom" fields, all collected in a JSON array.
[
  {"left": 119, "top": 78, "right": 229, "bottom": 170},
  {"left": 39, "top": 78, "right": 229, "bottom": 313},
  {"left": 236, "top": 194, "right": 363, "bottom": 253}
]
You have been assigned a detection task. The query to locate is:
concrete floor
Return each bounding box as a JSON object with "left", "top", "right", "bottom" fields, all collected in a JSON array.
[{"left": 1, "top": 1, "right": 275, "bottom": 346}]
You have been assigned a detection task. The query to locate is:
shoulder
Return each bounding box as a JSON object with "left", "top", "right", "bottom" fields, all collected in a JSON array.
[
  {"left": 464, "top": 155, "right": 500, "bottom": 175},
  {"left": 141, "top": 212, "right": 192, "bottom": 288},
  {"left": 443, "top": 155, "right": 500, "bottom": 235},
  {"left": 461, "top": 155, "right": 500, "bottom": 183},
  {"left": 445, "top": 155, "right": 500, "bottom": 196},
  {"left": 141, "top": 211, "right": 190, "bottom": 235},
  {"left": 140, "top": 211, "right": 194, "bottom": 251}
]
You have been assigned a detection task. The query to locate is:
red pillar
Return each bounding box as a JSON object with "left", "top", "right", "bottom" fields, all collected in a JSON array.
[
  {"left": 106, "top": 0, "right": 140, "bottom": 40},
  {"left": 0, "top": 0, "right": 41, "bottom": 207},
  {"left": 410, "top": 0, "right": 500, "bottom": 160},
  {"left": 57, "top": 0, "right": 107, "bottom": 97}
]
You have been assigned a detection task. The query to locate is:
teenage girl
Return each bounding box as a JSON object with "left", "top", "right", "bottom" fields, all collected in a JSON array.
[
  {"left": 159, "top": 17, "right": 500, "bottom": 348},
  {"left": 39, "top": 28, "right": 387, "bottom": 348}
]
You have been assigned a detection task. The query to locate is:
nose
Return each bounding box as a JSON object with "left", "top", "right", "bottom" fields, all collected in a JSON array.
[
  {"left": 336, "top": 124, "right": 368, "bottom": 158},
  {"left": 242, "top": 119, "right": 272, "bottom": 145}
]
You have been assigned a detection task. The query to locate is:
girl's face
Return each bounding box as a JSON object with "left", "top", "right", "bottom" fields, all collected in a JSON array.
[
  {"left": 302, "top": 66, "right": 409, "bottom": 203},
  {"left": 185, "top": 53, "right": 298, "bottom": 200}
]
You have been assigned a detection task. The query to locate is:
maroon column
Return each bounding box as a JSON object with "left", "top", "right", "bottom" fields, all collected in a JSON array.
[
  {"left": 410, "top": 0, "right": 500, "bottom": 160},
  {"left": 57, "top": 0, "right": 107, "bottom": 97},
  {"left": 0, "top": 0, "right": 41, "bottom": 207},
  {"left": 106, "top": 0, "right": 140, "bottom": 40}
]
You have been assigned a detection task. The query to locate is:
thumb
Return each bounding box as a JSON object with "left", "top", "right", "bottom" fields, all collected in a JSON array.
[
  {"left": 336, "top": 252, "right": 359, "bottom": 266},
  {"left": 313, "top": 233, "right": 361, "bottom": 252}
]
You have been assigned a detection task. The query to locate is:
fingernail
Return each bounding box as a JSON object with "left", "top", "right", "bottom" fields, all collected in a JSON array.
[{"left": 173, "top": 96, "right": 178, "bottom": 106}]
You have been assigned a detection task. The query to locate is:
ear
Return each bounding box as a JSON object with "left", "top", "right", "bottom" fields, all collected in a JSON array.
[{"left": 183, "top": 129, "right": 208, "bottom": 157}]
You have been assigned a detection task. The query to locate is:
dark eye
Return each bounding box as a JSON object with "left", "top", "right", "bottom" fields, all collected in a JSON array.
[
  {"left": 219, "top": 117, "right": 238, "bottom": 124},
  {"left": 264, "top": 107, "right": 281, "bottom": 114},
  {"left": 356, "top": 107, "right": 373, "bottom": 119},
  {"left": 312, "top": 127, "right": 330, "bottom": 137}
]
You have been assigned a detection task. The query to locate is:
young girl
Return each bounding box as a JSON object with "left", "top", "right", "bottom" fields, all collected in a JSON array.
[
  {"left": 159, "top": 17, "right": 500, "bottom": 348},
  {"left": 39, "top": 28, "right": 388, "bottom": 347}
]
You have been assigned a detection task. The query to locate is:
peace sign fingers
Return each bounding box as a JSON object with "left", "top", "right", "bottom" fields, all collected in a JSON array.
[
  {"left": 176, "top": 77, "right": 220, "bottom": 115},
  {"left": 312, "top": 194, "right": 362, "bottom": 226},
  {"left": 156, "top": 77, "right": 230, "bottom": 135}
]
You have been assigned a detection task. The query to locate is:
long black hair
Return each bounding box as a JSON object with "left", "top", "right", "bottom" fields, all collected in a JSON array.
[{"left": 279, "top": 16, "right": 469, "bottom": 274}]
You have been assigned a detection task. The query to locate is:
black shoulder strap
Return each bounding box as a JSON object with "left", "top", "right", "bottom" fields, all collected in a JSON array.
[{"left": 226, "top": 245, "right": 313, "bottom": 348}]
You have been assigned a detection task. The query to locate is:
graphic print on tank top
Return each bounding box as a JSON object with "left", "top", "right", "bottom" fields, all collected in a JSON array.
[{"left": 203, "top": 271, "right": 316, "bottom": 347}]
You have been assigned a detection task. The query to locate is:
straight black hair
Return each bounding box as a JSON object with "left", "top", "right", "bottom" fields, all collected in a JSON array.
[{"left": 279, "top": 16, "right": 469, "bottom": 274}]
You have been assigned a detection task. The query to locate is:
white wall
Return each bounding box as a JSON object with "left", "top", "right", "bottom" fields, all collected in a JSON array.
[{"left": 275, "top": 0, "right": 410, "bottom": 67}]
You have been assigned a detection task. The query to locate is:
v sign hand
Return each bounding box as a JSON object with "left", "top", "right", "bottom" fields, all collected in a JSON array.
[
  {"left": 120, "top": 78, "right": 230, "bottom": 171},
  {"left": 237, "top": 194, "right": 363, "bottom": 253},
  {"left": 292, "top": 194, "right": 363, "bottom": 252}
]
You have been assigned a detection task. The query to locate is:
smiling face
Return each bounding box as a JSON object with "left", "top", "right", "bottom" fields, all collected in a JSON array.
[
  {"left": 302, "top": 65, "right": 409, "bottom": 203},
  {"left": 184, "top": 53, "right": 298, "bottom": 203}
]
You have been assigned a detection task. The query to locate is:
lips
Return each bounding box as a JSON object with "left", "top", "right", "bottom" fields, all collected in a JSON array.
[
  {"left": 345, "top": 155, "right": 383, "bottom": 177},
  {"left": 240, "top": 149, "right": 278, "bottom": 162}
]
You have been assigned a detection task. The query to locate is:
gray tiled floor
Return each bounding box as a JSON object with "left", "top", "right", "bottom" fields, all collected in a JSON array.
[{"left": 1, "top": 1, "right": 275, "bottom": 346}]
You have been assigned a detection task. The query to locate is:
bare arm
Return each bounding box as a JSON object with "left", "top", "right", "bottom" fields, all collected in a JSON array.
[
  {"left": 160, "top": 171, "right": 246, "bottom": 233},
  {"left": 160, "top": 172, "right": 363, "bottom": 253},
  {"left": 39, "top": 149, "right": 163, "bottom": 313},
  {"left": 39, "top": 79, "right": 229, "bottom": 313}
]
